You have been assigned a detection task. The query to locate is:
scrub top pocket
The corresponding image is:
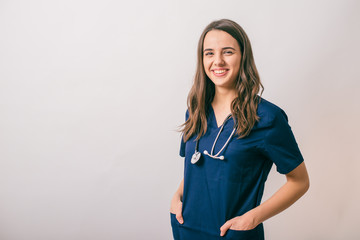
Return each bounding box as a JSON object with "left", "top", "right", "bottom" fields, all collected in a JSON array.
[{"left": 170, "top": 213, "right": 180, "bottom": 240}]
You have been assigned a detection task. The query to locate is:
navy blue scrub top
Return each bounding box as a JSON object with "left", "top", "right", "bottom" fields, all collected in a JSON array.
[{"left": 170, "top": 97, "right": 304, "bottom": 240}]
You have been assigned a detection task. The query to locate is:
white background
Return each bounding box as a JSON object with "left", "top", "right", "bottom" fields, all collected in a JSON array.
[{"left": 0, "top": 0, "right": 359, "bottom": 239}]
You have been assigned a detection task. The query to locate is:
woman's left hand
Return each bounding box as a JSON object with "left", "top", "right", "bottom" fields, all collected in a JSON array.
[{"left": 219, "top": 212, "right": 258, "bottom": 237}]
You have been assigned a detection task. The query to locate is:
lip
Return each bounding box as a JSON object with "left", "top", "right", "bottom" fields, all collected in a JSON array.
[{"left": 211, "top": 68, "right": 229, "bottom": 77}]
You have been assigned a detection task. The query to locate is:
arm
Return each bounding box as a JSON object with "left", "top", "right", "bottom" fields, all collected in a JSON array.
[
  {"left": 220, "top": 162, "right": 309, "bottom": 236},
  {"left": 170, "top": 178, "right": 184, "bottom": 224}
]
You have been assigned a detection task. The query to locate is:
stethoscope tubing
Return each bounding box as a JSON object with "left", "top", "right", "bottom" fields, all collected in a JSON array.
[{"left": 192, "top": 114, "right": 236, "bottom": 164}]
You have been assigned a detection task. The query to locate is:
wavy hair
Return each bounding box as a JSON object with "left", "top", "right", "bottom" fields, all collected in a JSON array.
[{"left": 181, "top": 19, "right": 264, "bottom": 142}]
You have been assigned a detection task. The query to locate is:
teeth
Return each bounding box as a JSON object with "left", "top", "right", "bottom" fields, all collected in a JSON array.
[{"left": 214, "top": 70, "right": 226, "bottom": 74}]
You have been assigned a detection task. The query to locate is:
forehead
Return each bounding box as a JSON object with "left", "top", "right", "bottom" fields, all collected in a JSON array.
[{"left": 203, "top": 30, "right": 239, "bottom": 49}]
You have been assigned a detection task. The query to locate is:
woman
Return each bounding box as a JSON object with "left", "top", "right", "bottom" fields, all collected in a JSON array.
[{"left": 170, "top": 19, "right": 309, "bottom": 240}]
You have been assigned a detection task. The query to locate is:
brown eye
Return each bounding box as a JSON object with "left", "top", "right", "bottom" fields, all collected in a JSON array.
[{"left": 204, "top": 52, "right": 214, "bottom": 56}]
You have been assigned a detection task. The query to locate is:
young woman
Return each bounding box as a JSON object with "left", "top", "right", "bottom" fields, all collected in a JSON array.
[{"left": 170, "top": 19, "right": 309, "bottom": 240}]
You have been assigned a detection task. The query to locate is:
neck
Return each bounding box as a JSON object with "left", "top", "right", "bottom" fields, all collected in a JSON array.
[{"left": 212, "top": 87, "right": 237, "bottom": 109}]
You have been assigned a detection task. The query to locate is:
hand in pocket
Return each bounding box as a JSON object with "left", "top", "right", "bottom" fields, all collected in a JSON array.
[
  {"left": 170, "top": 193, "right": 184, "bottom": 224},
  {"left": 220, "top": 212, "right": 258, "bottom": 236}
]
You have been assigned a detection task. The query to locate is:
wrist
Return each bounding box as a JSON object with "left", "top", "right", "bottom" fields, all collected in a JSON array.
[{"left": 246, "top": 208, "right": 262, "bottom": 226}]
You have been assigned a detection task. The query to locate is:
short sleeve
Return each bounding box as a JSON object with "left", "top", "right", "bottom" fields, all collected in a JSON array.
[
  {"left": 179, "top": 110, "right": 189, "bottom": 157},
  {"left": 262, "top": 108, "right": 304, "bottom": 174}
]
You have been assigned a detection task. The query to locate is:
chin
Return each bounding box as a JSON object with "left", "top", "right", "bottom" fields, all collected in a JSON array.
[{"left": 211, "top": 79, "right": 233, "bottom": 88}]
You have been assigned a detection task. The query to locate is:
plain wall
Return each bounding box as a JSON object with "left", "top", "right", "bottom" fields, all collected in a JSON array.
[{"left": 0, "top": 0, "right": 359, "bottom": 239}]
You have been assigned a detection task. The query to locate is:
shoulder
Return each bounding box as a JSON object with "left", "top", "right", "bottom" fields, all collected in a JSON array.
[{"left": 255, "top": 97, "right": 288, "bottom": 128}]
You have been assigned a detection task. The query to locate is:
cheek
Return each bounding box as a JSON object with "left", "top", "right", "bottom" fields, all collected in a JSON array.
[
  {"left": 230, "top": 58, "right": 241, "bottom": 74},
  {"left": 203, "top": 58, "right": 209, "bottom": 69},
  {"left": 203, "top": 59, "right": 211, "bottom": 73},
  {"left": 235, "top": 57, "right": 241, "bottom": 70}
]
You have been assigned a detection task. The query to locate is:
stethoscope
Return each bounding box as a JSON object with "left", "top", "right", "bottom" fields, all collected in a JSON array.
[{"left": 191, "top": 114, "right": 237, "bottom": 164}]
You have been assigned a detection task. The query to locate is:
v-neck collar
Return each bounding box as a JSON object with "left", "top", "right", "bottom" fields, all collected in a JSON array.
[{"left": 209, "top": 105, "right": 233, "bottom": 129}]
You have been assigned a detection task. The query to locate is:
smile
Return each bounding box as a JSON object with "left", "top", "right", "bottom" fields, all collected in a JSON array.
[{"left": 211, "top": 69, "right": 229, "bottom": 77}]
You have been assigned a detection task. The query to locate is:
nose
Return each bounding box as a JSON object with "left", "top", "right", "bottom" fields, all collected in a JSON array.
[{"left": 214, "top": 53, "right": 225, "bottom": 66}]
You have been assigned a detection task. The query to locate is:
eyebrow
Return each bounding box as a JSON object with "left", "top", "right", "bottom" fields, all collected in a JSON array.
[{"left": 203, "top": 47, "right": 237, "bottom": 52}]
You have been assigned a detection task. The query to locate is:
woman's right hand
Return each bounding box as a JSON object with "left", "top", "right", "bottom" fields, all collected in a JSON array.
[{"left": 170, "top": 192, "right": 184, "bottom": 224}]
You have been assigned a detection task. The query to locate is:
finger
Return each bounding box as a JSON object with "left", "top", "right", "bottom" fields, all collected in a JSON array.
[
  {"left": 176, "top": 213, "right": 184, "bottom": 224},
  {"left": 175, "top": 202, "right": 183, "bottom": 224},
  {"left": 220, "top": 221, "right": 232, "bottom": 237}
]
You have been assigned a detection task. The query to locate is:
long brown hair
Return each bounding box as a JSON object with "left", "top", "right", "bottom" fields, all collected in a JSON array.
[{"left": 181, "top": 19, "right": 264, "bottom": 142}]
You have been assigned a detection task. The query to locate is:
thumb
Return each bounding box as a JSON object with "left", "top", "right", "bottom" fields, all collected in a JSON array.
[
  {"left": 220, "top": 221, "right": 232, "bottom": 237},
  {"left": 176, "top": 213, "right": 184, "bottom": 224}
]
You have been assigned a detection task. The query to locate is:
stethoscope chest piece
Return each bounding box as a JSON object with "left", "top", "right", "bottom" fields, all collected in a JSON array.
[{"left": 191, "top": 151, "right": 201, "bottom": 164}]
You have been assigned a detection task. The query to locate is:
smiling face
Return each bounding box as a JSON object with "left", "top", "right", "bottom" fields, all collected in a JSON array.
[{"left": 203, "top": 30, "right": 241, "bottom": 90}]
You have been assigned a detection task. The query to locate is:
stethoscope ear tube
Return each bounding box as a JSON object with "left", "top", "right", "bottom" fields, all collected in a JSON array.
[{"left": 203, "top": 150, "right": 225, "bottom": 160}]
